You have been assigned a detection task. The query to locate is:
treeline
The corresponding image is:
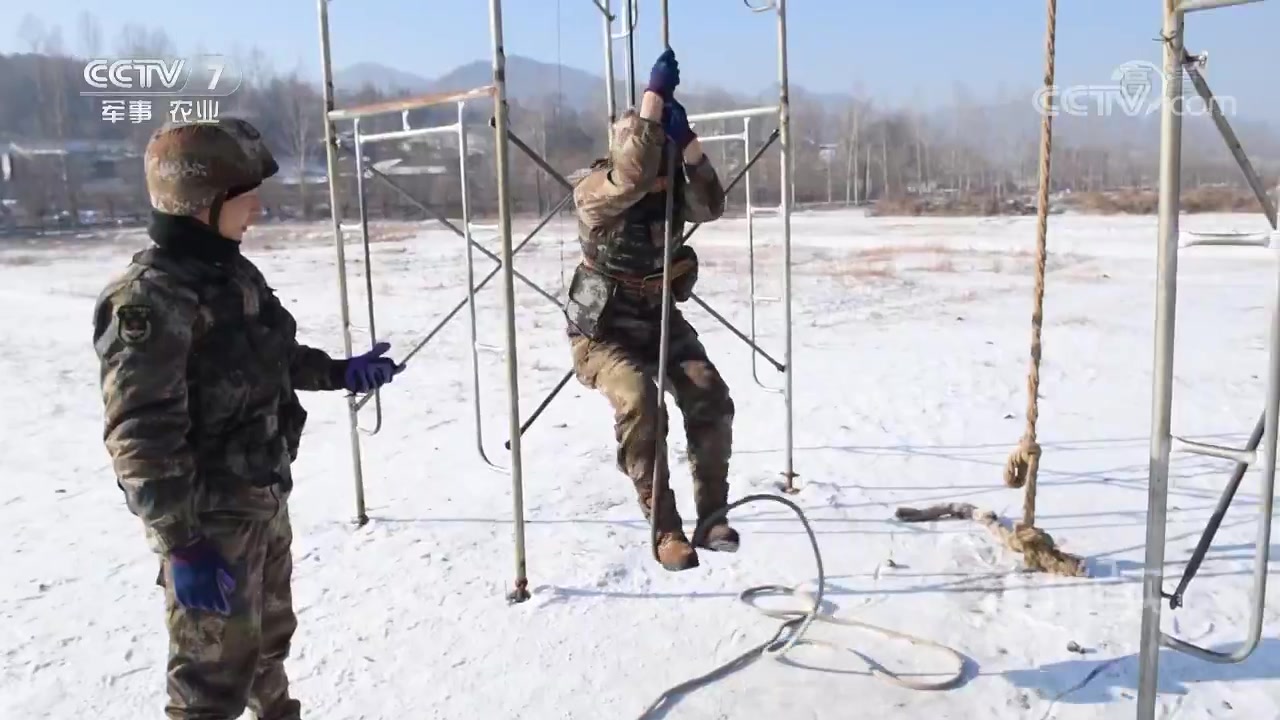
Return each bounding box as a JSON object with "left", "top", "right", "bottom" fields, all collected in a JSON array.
[{"left": 3, "top": 12, "right": 1278, "bottom": 229}]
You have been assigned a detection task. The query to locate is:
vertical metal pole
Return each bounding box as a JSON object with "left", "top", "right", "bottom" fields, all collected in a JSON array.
[
  {"left": 650, "top": 0, "right": 676, "bottom": 561},
  {"left": 601, "top": 0, "right": 617, "bottom": 145},
  {"left": 488, "top": 0, "right": 531, "bottom": 604},
  {"left": 745, "top": 117, "right": 763, "bottom": 385},
  {"left": 352, "top": 119, "right": 384, "bottom": 435},
  {"left": 776, "top": 0, "right": 797, "bottom": 493},
  {"left": 624, "top": 0, "right": 637, "bottom": 108},
  {"left": 1136, "top": 1, "right": 1185, "bottom": 714},
  {"left": 457, "top": 102, "right": 503, "bottom": 473},
  {"left": 316, "top": 0, "right": 368, "bottom": 526}
]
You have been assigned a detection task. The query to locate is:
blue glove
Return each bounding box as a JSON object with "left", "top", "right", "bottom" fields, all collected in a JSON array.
[
  {"left": 662, "top": 98, "right": 696, "bottom": 150},
  {"left": 343, "top": 341, "right": 400, "bottom": 393},
  {"left": 168, "top": 538, "right": 236, "bottom": 615},
  {"left": 646, "top": 48, "right": 680, "bottom": 100}
]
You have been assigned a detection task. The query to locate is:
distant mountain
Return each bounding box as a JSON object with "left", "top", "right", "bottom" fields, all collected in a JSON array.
[
  {"left": 325, "top": 57, "right": 1280, "bottom": 165},
  {"left": 332, "top": 62, "right": 434, "bottom": 95},
  {"left": 332, "top": 56, "right": 618, "bottom": 111}
]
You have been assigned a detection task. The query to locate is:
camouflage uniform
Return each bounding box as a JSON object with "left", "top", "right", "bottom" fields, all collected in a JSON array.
[
  {"left": 94, "top": 118, "right": 340, "bottom": 719},
  {"left": 565, "top": 109, "right": 734, "bottom": 569}
]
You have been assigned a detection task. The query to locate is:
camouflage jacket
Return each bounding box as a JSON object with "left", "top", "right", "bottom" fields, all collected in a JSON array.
[
  {"left": 93, "top": 215, "right": 342, "bottom": 554},
  {"left": 571, "top": 111, "right": 726, "bottom": 339}
]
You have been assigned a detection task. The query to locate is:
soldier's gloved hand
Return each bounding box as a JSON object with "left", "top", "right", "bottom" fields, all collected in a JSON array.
[
  {"left": 646, "top": 48, "right": 680, "bottom": 100},
  {"left": 671, "top": 245, "right": 699, "bottom": 302},
  {"left": 662, "top": 99, "right": 696, "bottom": 151},
  {"left": 343, "top": 341, "right": 401, "bottom": 393},
  {"left": 168, "top": 538, "right": 236, "bottom": 615}
]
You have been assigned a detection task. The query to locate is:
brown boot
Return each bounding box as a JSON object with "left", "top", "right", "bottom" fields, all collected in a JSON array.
[
  {"left": 641, "top": 486, "right": 699, "bottom": 572},
  {"left": 655, "top": 529, "right": 700, "bottom": 571},
  {"left": 694, "top": 518, "right": 740, "bottom": 553}
]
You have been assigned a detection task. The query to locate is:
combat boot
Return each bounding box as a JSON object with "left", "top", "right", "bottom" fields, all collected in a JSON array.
[
  {"left": 641, "top": 487, "right": 699, "bottom": 572},
  {"left": 694, "top": 516, "right": 740, "bottom": 553},
  {"left": 655, "top": 529, "right": 700, "bottom": 571}
]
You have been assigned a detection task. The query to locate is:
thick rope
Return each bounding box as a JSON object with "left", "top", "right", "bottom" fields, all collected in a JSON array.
[
  {"left": 637, "top": 495, "right": 969, "bottom": 719},
  {"left": 895, "top": 503, "right": 1086, "bottom": 578},
  {"left": 1004, "top": 0, "right": 1057, "bottom": 534}
]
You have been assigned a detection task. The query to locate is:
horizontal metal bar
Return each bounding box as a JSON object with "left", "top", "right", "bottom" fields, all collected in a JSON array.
[
  {"left": 1180, "top": 231, "right": 1272, "bottom": 248},
  {"left": 754, "top": 295, "right": 780, "bottom": 302},
  {"left": 1183, "top": 64, "right": 1279, "bottom": 229},
  {"left": 476, "top": 343, "right": 504, "bottom": 354},
  {"left": 750, "top": 206, "right": 783, "bottom": 217},
  {"left": 688, "top": 105, "right": 779, "bottom": 124},
  {"left": 359, "top": 123, "right": 459, "bottom": 145},
  {"left": 469, "top": 222, "right": 501, "bottom": 232},
  {"left": 328, "top": 85, "right": 495, "bottom": 122},
  {"left": 1178, "top": 0, "right": 1266, "bottom": 13},
  {"left": 696, "top": 132, "right": 748, "bottom": 144},
  {"left": 1171, "top": 436, "right": 1257, "bottom": 465}
]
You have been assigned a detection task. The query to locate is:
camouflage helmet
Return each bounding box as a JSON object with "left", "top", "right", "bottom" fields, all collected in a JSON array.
[{"left": 143, "top": 117, "right": 279, "bottom": 216}]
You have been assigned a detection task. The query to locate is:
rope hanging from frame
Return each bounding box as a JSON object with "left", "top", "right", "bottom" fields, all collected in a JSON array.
[{"left": 897, "top": 0, "right": 1085, "bottom": 578}]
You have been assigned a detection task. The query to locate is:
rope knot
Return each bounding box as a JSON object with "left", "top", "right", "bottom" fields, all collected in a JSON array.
[
  {"left": 1013, "top": 521, "right": 1087, "bottom": 577},
  {"left": 1003, "top": 437, "right": 1041, "bottom": 489}
]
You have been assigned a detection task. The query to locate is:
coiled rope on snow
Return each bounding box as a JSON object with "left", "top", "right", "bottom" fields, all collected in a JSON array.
[{"left": 637, "top": 494, "right": 969, "bottom": 718}]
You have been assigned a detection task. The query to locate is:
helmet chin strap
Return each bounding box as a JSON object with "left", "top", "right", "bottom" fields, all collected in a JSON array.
[{"left": 207, "top": 193, "right": 227, "bottom": 234}]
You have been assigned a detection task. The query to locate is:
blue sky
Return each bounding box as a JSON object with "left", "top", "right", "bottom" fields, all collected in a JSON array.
[{"left": 5, "top": 0, "right": 1277, "bottom": 116}]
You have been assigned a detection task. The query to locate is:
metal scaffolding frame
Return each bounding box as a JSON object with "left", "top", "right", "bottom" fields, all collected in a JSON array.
[
  {"left": 314, "top": 0, "right": 795, "bottom": 602},
  {"left": 1138, "top": 0, "right": 1277, "bottom": 716}
]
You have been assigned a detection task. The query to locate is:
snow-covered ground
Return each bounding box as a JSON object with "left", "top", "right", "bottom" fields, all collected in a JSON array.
[{"left": 2, "top": 207, "right": 1279, "bottom": 719}]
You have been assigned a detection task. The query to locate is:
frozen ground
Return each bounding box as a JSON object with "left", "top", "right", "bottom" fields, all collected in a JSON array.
[{"left": 2, "top": 207, "right": 1279, "bottom": 719}]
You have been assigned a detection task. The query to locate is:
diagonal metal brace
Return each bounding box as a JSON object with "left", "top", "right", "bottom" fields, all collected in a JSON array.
[
  {"left": 504, "top": 369, "right": 576, "bottom": 449},
  {"left": 681, "top": 128, "right": 780, "bottom": 246},
  {"left": 497, "top": 129, "right": 785, "bottom": 439},
  {"left": 362, "top": 164, "right": 562, "bottom": 307},
  {"left": 500, "top": 123, "right": 576, "bottom": 191},
  {"left": 1163, "top": 410, "right": 1266, "bottom": 609},
  {"left": 688, "top": 292, "right": 786, "bottom": 371},
  {"left": 351, "top": 190, "right": 576, "bottom": 411},
  {"left": 1182, "top": 59, "right": 1278, "bottom": 228}
]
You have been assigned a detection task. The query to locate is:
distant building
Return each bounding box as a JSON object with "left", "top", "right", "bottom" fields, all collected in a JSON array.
[{"left": 1, "top": 138, "right": 146, "bottom": 227}]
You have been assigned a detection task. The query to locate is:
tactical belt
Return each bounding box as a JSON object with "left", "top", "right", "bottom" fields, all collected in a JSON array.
[{"left": 581, "top": 256, "right": 694, "bottom": 296}]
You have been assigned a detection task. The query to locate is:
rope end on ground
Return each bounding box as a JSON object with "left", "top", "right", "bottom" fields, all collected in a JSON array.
[
  {"left": 895, "top": 504, "right": 1087, "bottom": 578},
  {"left": 1013, "top": 523, "right": 1089, "bottom": 578},
  {"left": 894, "top": 503, "right": 979, "bottom": 523}
]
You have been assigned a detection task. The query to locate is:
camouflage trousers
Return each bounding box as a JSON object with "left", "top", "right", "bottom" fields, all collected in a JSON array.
[
  {"left": 570, "top": 312, "right": 735, "bottom": 532},
  {"left": 157, "top": 504, "right": 300, "bottom": 720}
]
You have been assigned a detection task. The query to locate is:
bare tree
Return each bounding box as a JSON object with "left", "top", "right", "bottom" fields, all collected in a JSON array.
[
  {"left": 115, "top": 23, "right": 176, "bottom": 57},
  {"left": 77, "top": 11, "right": 103, "bottom": 57},
  {"left": 278, "top": 72, "right": 320, "bottom": 218}
]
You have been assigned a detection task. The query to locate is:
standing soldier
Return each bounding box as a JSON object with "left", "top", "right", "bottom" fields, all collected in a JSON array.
[
  {"left": 565, "top": 49, "right": 734, "bottom": 572},
  {"left": 92, "top": 117, "right": 401, "bottom": 719}
]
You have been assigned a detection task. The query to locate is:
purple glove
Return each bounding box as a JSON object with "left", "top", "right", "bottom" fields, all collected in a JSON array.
[
  {"left": 168, "top": 538, "right": 236, "bottom": 615},
  {"left": 343, "top": 341, "right": 400, "bottom": 393},
  {"left": 662, "top": 98, "right": 696, "bottom": 150},
  {"left": 646, "top": 48, "right": 680, "bottom": 100}
]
